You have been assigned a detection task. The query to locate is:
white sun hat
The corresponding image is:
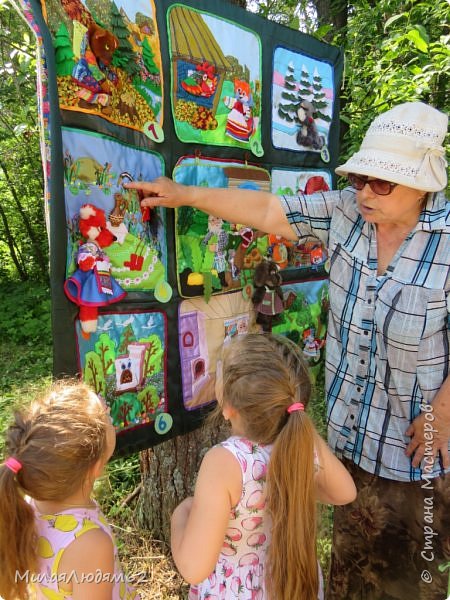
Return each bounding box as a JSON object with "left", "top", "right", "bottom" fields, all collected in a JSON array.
[{"left": 335, "top": 102, "right": 448, "bottom": 192}]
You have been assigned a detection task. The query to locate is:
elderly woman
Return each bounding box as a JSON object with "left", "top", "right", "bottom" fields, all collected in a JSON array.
[{"left": 127, "top": 102, "right": 449, "bottom": 599}]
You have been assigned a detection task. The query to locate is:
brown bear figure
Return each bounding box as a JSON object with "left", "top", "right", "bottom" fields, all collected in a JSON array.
[
  {"left": 296, "top": 100, "right": 324, "bottom": 150},
  {"left": 252, "top": 260, "right": 284, "bottom": 332}
]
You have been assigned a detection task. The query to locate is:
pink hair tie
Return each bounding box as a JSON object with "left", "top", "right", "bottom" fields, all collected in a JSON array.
[
  {"left": 5, "top": 457, "right": 22, "bottom": 474},
  {"left": 287, "top": 402, "right": 305, "bottom": 414}
]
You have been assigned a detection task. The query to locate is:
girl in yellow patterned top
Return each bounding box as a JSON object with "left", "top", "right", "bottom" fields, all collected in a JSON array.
[{"left": 0, "top": 381, "right": 139, "bottom": 600}]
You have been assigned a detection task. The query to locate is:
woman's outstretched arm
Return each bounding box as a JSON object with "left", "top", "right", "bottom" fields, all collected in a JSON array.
[{"left": 126, "top": 177, "right": 297, "bottom": 240}]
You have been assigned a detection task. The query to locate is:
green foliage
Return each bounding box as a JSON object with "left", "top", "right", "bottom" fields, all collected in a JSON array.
[
  {"left": 201, "top": 245, "right": 215, "bottom": 272},
  {"left": 178, "top": 206, "right": 196, "bottom": 235},
  {"left": 333, "top": 0, "right": 450, "bottom": 172},
  {"left": 249, "top": 0, "right": 316, "bottom": 31},
  {"left": 316, "top": 515, "right": 333, "bottom": 580},
  {"left": 95, "top": 455, "right": 141, "bottom": 520},
  {"left": 251, "top": 0, "right": 449, "bottom": 187},
  {"left": 0, "top": 281, "right": 51, "bottom": 344},
  {"left": 308, "top": 360, "right": 327, "bottom": 436},
  {"left": 190, "top": 238, "right": 204, "bottom": 273},
  {"left": 0, "top": 4, "right": 48, "bottom": 282},
  {"left": 0, "top": 282, "right": 52, "bottom": 457},
  {"left": 0, "top": 346, "right": 52, "bottom": 457}
]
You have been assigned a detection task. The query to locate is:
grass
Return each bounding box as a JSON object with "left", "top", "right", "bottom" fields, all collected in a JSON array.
[
  {"left": 0, "top": 342, "right": 52, "bottom": 456},
  {"left": 0, "top": 281, "right": 333, "bottom": 598}
]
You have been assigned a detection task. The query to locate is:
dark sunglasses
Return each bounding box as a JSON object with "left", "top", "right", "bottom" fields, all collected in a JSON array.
[{"left": 348, "top": 173, "right": 398, "bottom": 196}]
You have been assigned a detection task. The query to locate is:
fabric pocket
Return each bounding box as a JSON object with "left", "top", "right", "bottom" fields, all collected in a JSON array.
[{"left": 375, "top": 280, "right": 447, "bottom": 349}]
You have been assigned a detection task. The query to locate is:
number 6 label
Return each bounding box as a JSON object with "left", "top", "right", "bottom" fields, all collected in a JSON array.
[{"left": 155, "top": 412, "right": 173, "bottom": 435}]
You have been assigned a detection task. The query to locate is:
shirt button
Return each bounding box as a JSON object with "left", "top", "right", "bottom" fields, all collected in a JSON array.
[
  {"left": 360, "top": 359, "right": 365, "bottom": 364},
  {"left": 357, "top": 386, "right": 361, "bottom": 392},
  {"left": 367, "top": 299, "right": 372, "bottom": 304},
  {"left": 350, "top": 415, "right": 355, "bottom": 420},
  {"left": 364, "top": 331, "right": 369, "bottom": 336}
]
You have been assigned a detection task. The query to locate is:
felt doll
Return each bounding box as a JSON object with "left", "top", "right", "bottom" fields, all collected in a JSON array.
[
  {"left": 302, "top": 328, "right": 322, "bottom": 360},
  {"left": 303, "top": 175, "right": 330, "bottom": 194},
  {"left": 252, "top": 260, "right": 284, "bottom": 332},
  {"left": 232, "top": 223, "right": 254, "bottom": 249},
  {"left": 202, "top": 215, "right": 230, "bottom": 286},
  {"left": 73, "top": 23, "right": 119, "bottom": 114},
  {"left": 79, "top": 203, "right": 116, "bottom": 248},
  {"left": 65, "top": 204, "right": 122, "bottom": 338},
  {"left": 107, "top": 192, "right": 129, "bottom": 244},
  {"left": 267, "top": 233, "right": 294, "bottom": 270},
  {"left": 223, "top": 79, "right": 254, "bottom": 142},
  {"left": 64, "top": 241, "right": 126, "bottom": 339},
  {"left": 296, "top": 100, "right": 324, "bottom": 150},
  {"left": 181, "top": 61, "right": 218, "bottom": 98}
]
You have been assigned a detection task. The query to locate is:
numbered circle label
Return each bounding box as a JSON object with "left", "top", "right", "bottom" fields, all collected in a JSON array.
[
  {"left": 154, "top": 279, "right": 173, "bottom": 303},
  {"left": 155, "top": 412, "right": 173, "bottom": 435},
  {"left": 320, "top": 145, "right": 330, "bottom": 163},
  {"left": 251, "top": 139, "right": 264, "bottom": 157},
  {"left": 143, "top": 121, "right": 164, "bottom": 143}
]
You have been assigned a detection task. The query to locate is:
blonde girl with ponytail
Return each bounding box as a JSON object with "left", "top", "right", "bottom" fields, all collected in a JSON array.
[
  {"left": 0, "top": 380, "right": 139, "bottom": 600},
  {"left": 171, "top": 333, "right": 356, "bottom": 600}
]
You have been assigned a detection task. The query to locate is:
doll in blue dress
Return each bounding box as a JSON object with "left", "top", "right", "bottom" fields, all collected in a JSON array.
[{"left": 64, "top": 241, "right": 126, "bottom": 339}]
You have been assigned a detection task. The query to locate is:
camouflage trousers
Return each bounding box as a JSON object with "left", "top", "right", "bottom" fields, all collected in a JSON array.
[{"left": 326, "top": 459, "right": 450, "bottom": 600}]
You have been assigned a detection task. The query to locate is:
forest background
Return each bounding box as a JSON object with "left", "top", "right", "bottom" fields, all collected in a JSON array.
[{"left": 0, "top": 0, "right": 448, "bottom": 597}]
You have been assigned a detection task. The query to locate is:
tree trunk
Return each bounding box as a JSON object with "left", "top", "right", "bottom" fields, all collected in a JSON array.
[
  {"left": 314, "top": 0, "right": 349, "bottom": 146},
  {"left": 0, "top": 200, "right": 28, "bottom": 280},
  {"left": 136, "top": 420, "right": 229, "bottom": 543},
  {"left": 228, "top": 0, "right": 247, "bottom": 8},
  {"left": 315, "top": 0, "right": 348, "bottom": 33}
]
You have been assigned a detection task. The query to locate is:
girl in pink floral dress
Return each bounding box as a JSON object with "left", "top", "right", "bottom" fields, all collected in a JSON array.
[{"left": 171, "top": 333, "right": 356, "bottom": 600}]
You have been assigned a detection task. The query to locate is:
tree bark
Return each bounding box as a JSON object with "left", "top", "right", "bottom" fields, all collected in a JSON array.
[
  {"left": 314, "top": 0, "right": 349, "bottom": 145},
  {"left": 136, "top": 420, "right": 229, "bottom": 543},
  {"left": 315, "top": 0, "right": 348, "bottom": 33},
  {"left": 228, "top": 0, "right": 247, "bottom": 8},
  {"left": 0, "top": 200, "right": 28, "bottom": 280}
]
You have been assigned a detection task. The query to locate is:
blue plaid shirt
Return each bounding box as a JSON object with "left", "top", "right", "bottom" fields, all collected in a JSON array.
[{"left": 281, "top": 189, "right": 449, "bottom": 482}]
